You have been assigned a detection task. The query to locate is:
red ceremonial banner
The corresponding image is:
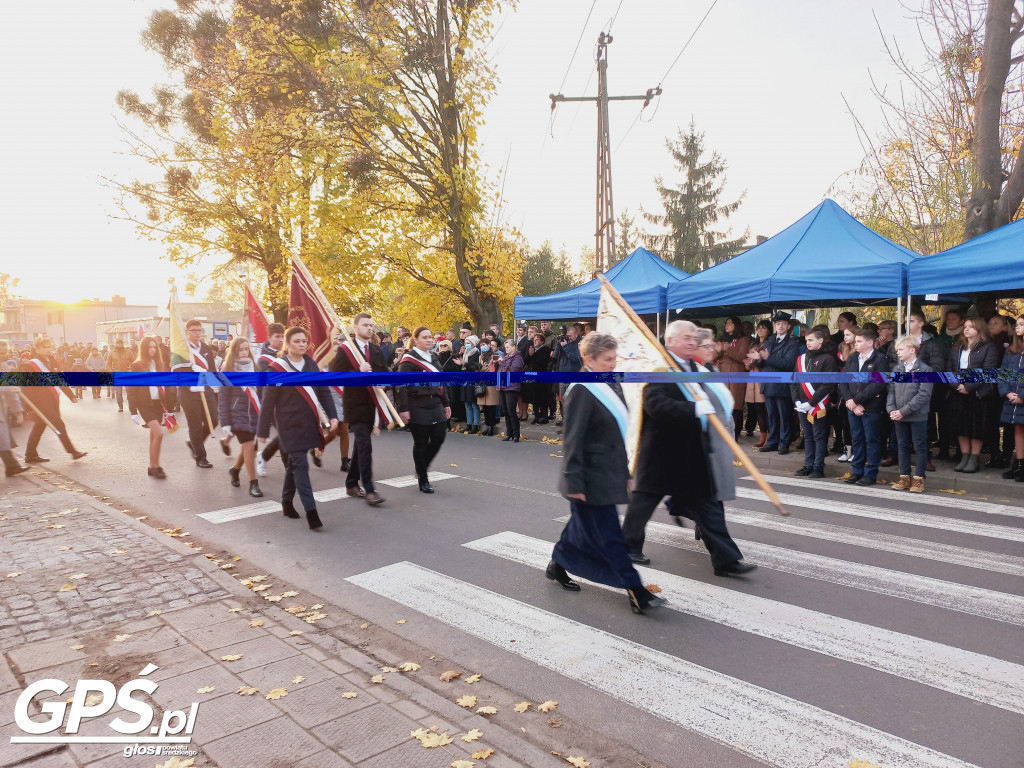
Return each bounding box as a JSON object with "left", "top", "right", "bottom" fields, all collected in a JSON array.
[
  {"left": 288, "top": 256, "right": 338, "bottom": 365},
  {"left": 245, "top": 283, "right": 270, "bottom": 344}
]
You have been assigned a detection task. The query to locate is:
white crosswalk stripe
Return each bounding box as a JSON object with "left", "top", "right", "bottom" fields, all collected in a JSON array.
[
  {"left": 739, "top": 473, "right": 1024, "bottom": 519},
  {"left": 347, "top": 562, "right": 982, "bottom": 768},
  {"left": 734, "top": 486, "right": 1024, "bottom": 543},
  {"left": 553, "top": 515, "right": 1024, "bottom": 625},
  {"left": 378, "top": 472, "right": 458, "bottom": 488},
  {"left": 463, "top": 531, "right": 1024, "bottom": 714},
  {"left": 722, "top": 505, "right": 1024, "bottom": 577}
]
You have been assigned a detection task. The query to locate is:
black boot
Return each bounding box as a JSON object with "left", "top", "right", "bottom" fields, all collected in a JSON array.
[
  {"left": 249, "top": 480, "right": 263, "bottom": 498},
  {"left": 418, "top": 475, "right": 434, "bottom": 494},
  {"left": 1003, "top": 459, "right": 1022, "bottom": 480},
  {"left": 545, "top": 560, "right": 580, "bottom": 591},
  {"left": 2, "top": 451, "right": 28, "bottom": 478},
  {"left": 306, "top": 508, "right": 323, "bottom": 530},
  {"left": 732, "top": 410, "right": 743, "bottom": 440},
  {"left": 282, "top": 499, "right": 300, "bottom": 518}
]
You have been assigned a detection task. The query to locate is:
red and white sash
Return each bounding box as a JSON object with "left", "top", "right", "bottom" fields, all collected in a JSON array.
[
  {"left": 266, "top": 355, "right": 328, "bottom": 446},
  {"left": 399, "top": 351, "right": 445, "bottom": 398},
  {"left": 25, "top": 358, "right": 65, "bottom": 401},
  {"left": 339, "top": 341, "right": 395, "bottom": 428},
  {"left": 188, "top": 344, "right": 210, "bottom": 370},
  {"left": 796, "top": 353, "right": 829, "bottom": 417},
  {"left": 244, "top": 386, "right": 261, "bottom": 414}
]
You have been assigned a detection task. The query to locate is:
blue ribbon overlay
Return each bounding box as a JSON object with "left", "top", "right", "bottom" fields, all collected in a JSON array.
[{"left": 2, "top": 370, "right": 1023, "bottom": 387}]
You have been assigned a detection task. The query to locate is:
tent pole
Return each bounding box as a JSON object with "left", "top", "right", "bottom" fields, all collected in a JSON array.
[
  {"left": 896, "top": 296, "right": 902, "bottom": 337},
  {"left": 656, "top": 312, "right": 660, "bottom": 340}
]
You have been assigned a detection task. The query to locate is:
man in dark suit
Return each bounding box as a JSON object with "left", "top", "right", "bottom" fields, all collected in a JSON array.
[
  {"left": 329, "top": 312, "right": 389, "bottom": 505},
  {"left": 621, "top": 320, "right": 755, "bottom": 577},
  {"left": 757, "top": 312, "right": 800, "bottom": 454},
  {"left": 172, "top": 319, "right": 220, "bottom": 468},
  {"left": 839, "top": 326, "right": 891, "bottom": 486}
]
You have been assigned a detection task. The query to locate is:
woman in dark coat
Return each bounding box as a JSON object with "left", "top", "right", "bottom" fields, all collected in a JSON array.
[
  {"left": 20, "top": 337, "right": 86, "bottom": 464},
  {"left": 524, "top": 332, "right": 553, "bottom": 423},
  {"left": 219, "top": 337, "right": 263, "bottom": 498},
  {"left": 950, "top": 317, "right": 1002, "bottom": 473},
  {"left": 128, "top": 336, "right": 170, "bottom": 479},
  {"left": 437, "top": 340, "right": 461, "bottom": 430},
  {"left": 999, "top": 316, "right": 1024, "bottom": 482},
  {"left": 460, "top": 336, "right": 482, "bottom": 433},
  {"left": 396, "top": 326, "right": 451, "bottom": 493},
  {"left": 496, "top": 340, "right": 525, "bottom": 441},
  {"left": 257, "top": 327, "right": 338, "bottom": 530},
  {"left": 548, "top": 332, "right": 666, "bottom": 615}
]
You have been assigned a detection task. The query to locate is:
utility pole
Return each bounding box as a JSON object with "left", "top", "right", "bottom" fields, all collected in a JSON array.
[{"left": 550, "top": 33, "right": 661, "bottom": 274}]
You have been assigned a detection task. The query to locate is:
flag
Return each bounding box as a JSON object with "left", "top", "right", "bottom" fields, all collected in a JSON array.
[
  {"left": 244, "top": 281, "right": 270, "bottom": 344},
  {"left": 595, "top": 277, "right": 678, "bottom": 470},
  {"left": 288, "top": 255, "right": 340, "bottom": 365},
  {"left": 168, "top": 286, "right": 192, "bottom": 370}
]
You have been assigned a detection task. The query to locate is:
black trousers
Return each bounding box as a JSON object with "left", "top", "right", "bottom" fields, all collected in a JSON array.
[
  {"left": 26, "top": 409, "right": 76, "bottom": 458},
  {"left": 623, "top": 491, "right": 743, "bottom": 570},
  {"left": 409, "top": 421, "right": 447, "bottom": 479},
  {"left": 482, "top": 404, "right": 497, "bottom": 427},
  {"left": 346, "top": 421, "right": 375, "bottom": 493},
  {"left": 500, "top": 390, "right": 520, "bottom": 437},
  {"left": 178, "top": 388, "right": 218, "bottom": 461},
  {"left": 281, "top": 449, "right": 316, "bottom": 512},
  {"left": 261, "top": 435, "right": 281, "bottom": 461}
]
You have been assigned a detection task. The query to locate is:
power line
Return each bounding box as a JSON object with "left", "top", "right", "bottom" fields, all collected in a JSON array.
[{"left": 545, "top": 0, "right": 599, "bottom": 147}]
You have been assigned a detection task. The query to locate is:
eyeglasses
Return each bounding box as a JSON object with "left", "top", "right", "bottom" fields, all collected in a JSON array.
[{"left": 699, "top": 343, "right": 716, "bottom": 349}]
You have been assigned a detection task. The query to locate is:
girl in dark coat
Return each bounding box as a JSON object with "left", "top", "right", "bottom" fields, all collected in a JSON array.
[
  {"left": 256, "top": 328, "right": 338, "bottom": 530},
  {"left": 219, "top": 338, "right": 263, "bottom": 497},
  {"left": 951, "top": 317, "right": 1002, "bottom": 473},
  {"left": 497, "top": 340, "right": 525, "bottom": 441},
  {"left": 128, "top": 336, "right": 170, "bottom": 478},
  {"left": 548, "top": 332, "right": 666, "bottom": 615},
  {"left": 999, "top": 316, "right": 1024, "bottom": 482},
  {"left": 396, "top": 326, "right": 451, "bottom": 493}
]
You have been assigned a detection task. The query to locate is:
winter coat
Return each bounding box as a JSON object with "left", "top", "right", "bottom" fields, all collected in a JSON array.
[
  {"left": 760, "top": 334, "right": 800, "bottom": 398},
  {"left": 396, "top": 352, "right": 449, "bottom": 425},
  {"left": 257, "top": 354, "right": 337, "bottom": 452},
  {"left": 998, "top": 349, "right": 1024, "bottom": 426},
  {"left": 497, "top": 351, "right": 525, "bottom": 391},
  {"left": 328, "top": 341, "right": 389, "bottom": 424},
  {"left": 715, "top": 335, "right": 751, "bottom": 406},
  {"left": 789, "top": 346, "right": 839, "bottom": 409},
  {"left": 951, "top": 340, "right": 1001, "bottom": 399},
  {"left": 218, "top": 382, "right": 260, "bottom": 433},
  {"left": 839, "top": 349, "right": 891, "bottom": 413},
  {"left": 886, "top": 358, "right": 934, "bottom": 421}
]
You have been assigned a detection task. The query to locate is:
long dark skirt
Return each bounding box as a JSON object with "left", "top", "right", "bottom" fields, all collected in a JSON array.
[{"left": 552, "top": 501, "right": 644, "bottom": 589}]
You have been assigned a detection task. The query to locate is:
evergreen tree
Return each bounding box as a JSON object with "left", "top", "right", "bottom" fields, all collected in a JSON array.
[
  {"left": 614, "top": 209, "right": 638, "bottom": 264},
  {"left": 519, "top": 241, "right": 578, "bottom": 296},
  {"left": 644, "top": 122, "right": 749, "bottom": 273}
]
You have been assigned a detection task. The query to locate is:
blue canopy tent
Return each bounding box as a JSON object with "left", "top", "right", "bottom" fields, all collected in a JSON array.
[
  {"left": 908, "top": 217, "right": 1024, "bottom": 299},
  {"left": 514, "top": 247, "right": 689, "bottom": 320},
  {"left": 665, "top": 199, "right": 921, "bottom": 318}
]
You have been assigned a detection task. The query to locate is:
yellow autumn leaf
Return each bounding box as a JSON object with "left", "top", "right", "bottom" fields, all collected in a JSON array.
[
  {"left": 465, "top": 673, "right": 482, "bottom": 684},
  {"left": 537, "top": 700, "right": 558, "bottom": 712},
  {"left": 359, "top": 622, "right": 370, "bottom": 629},
  {"left": 70, "top": 644, "right": 85, "bottom": 651},
  {"left": 220, "top": 654, "right": 243, "bottom": 662},
  {"left": 370, "top": 675, "right": 386, "bottom": 684},
  {"left": 45, "top": 524, "right": 65, "bottom": 529},
  {"left": 227, "top": 607, "right": 243, "bottom": 613},
  {"left": 285, "top": 606, "right": 306, "bottom": 614},
  {"left": 410, "top": 727, "right": 432, "bottom": 740},
  {"left": 84, "top": 693, "right": 104, "bottom": 706},
  {"left": 109, "top": 549, "right": 126, "bottom": 555},
  {"left": 265, "top": 688, "right": 288, "bottom": 700},
  {"left": 68, "top": 573, "right": 88, "bottom": 580},
  {"left": 513, "top": 701, "right": 531, "bottom": 713},
  {"left": 251, "top": 585, "right": 271, "bottom": 592},
  {"left": 59, "top": 584, "right": 77, "bottom": 592},
  {"left": 291, "top": 675, "right": 305, "bottom": 684},
  {"left": 341, "top": 691, "right": 359, "bottom": 699},
  {"left": 249, "top": 575, "right": 268, "bottom": 582},
  {"left": 419, "top": 732, "right": 454, "bottom": 749},
  {"left": 939, "top": 488, "right": 966, "bottom": 494},
  {"left": 399, "top": 662, "right": 421, "bottom": 672},
  {"left": 219, "top": 563, "right": 235, "bottom": 570},
  {"left": 148, "top": 610, "right": 162, "bottom": 616},
  {"left": 249, "top": 619, "right": 264, "bottom": 627},
  {"left": 237, "top": 686, "right": 259, "bottom": 696},
  {"left": 280, "top": 590, "right": 299, "bottom": 597},
  {"left": 196, "top": 686, "right": 216, "bottom": 694},
  {"left": 646, "top": 584, "right": 662, "bottom": 593},
  {"left": 155, "top": 757, "right": 195, "bottom": 768},
  {"left": 439, "top": 670, "right": 461, "bottom": 682},
  {"left": 456, "top": 694, "right": 477, "bottom": 708},
  {"left": 264, "top": 595, "right": 283, "bottom": 602},
  {"left": 58, "top": 545, "right": 72, "bottom": 551},
  {"left": 5, "top": 572, "right": 22, "bottom": 578},
  {"left": 565, "top": 756, "right": 590, "bottom": 768},
  {"left": 310, "top": 604, "right": 324, "bottom": 609},
  {"left": 396, "top": 619, "right": 407, "bottom": 625},
  {"left": 381, "top": 666, "right": 400, "bottom": 673},
  {"left": 461, "top": 728, "right": 483, "bottom": 742},
  {"left": 849, "top": 761, "right": 882, "bottom": 768},
  {"left": 288, "top": 630, "right": 303, "bottom": 636},
  {"left": 113, "top": 634, "right": 132, "bottom": 642},
  {"left": 475, "top": 706, "right": 497, "bottom": 715},
  {"left": 451, "top": 761, "right": 476, "bottom": 768},
  {"left": 472, "top": 747, "right": 495, "bottom": 759}
]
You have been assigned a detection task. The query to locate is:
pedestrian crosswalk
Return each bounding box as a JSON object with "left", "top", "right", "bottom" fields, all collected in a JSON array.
[{"left": 341, "top": 470, "right": 1023, "bottom": 768}]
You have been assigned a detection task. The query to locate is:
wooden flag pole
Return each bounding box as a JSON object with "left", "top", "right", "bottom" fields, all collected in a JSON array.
[
  {"left": 598, "top": 275, "right": 789, "bottom": 518},
  {"left": 21, "top": 395, "right": 62, "bottom": 436},
  {"left": 347, "top": 340, "right": 405, "bottom": 429}
]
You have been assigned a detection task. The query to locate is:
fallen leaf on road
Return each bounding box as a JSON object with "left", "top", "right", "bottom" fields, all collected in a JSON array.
[
  {"left": 58, "top": 546, "right": 72, "bottom": 551},
  {"left": 135, "top": 516, "right": 147, "bottom": 521},
  {"left": 251, "top": 585, "right": 271, "bottom": 592},
  {"left": 228, "top": 607, "right": 243, "bottom": 613},
  {"left": 264, "top": 595, "right": 283, "bottom": 602},
  {"left": 396, "top": 619, "right": 407, "bottom": 624},
  {"left": 311, "top": 603, "right": 324, "bottom": 609},
  {"left": 219, "top": 563, "right": 235, "bottom": 570},
  {"left": 461, "top": 728, "right": 483, "bottom": 742},
  {"left": 303, "top": 612, "right": 327, "bottom": 623},
  {"left": 288, "top": 630, "right": 303, "bottom": 636},
  {"left": 359, "top": 622, "right": 370, "bottom": 629},
  {"left": 249, "top": 575, "right": 268, "bottom": 583},
  {"left": 341, "top": 691, "right": 358, "bottom": 699},
  {"left": 148, "top": 610, "right": 162, "bottom": 616},
  {"left": 537, "top": 700, "right": 558, "bottom": 712},
  {"left": 249, "top": 619, "right": 263, "bottom": 627},
  {"left": 420, "top": 732, "right": 454, "bottom": 749},
  {"left": 84, "top": 693, "right": 104, "bottom": 706},
  {"left": 370, "top": 675, "right": 386, "bottom": 684},
  {"left": 439, "top": 670, "right": 461, "bottom": 682},
  {"left": 280, "top": 590, "right": 299, "bottom": 597},
  {"left": 197, "top": 686, "right": 215, "bottom": 694},
  {"left": 236, "top": 686, "right": 259, "bottom": 696},
  {"left": 513, "top": 701, "right": 531, "bottom": 712},
  {"left": 399, "top": 662, "right": 420, "bottom": 672},
  {"left": 547, "top": 718, "right": 562, "bottom": 728},
  {"left": 475, "top": 706, "right": 497, "bottom": 715},
  {"left": 450, "top": 463, "right": 458, "bottom": 467},
  {"left": 220, "top": 654, "right": 243, "bottom": 662},
  {"left": 939, "top": 488, "right": 966, "bottom": 494},
  {"left": 45, "top": 524, "right": 65, "bottom": 529},
  {"left": 70, "top": 644, "right": 85, "bottom": 651},
  {"left": 285, "top": 605, "right": 306, "bottom": 614},
  {"left": 6, "top": 572, "right": 22, "bottom": 578},
  {"left": 465, "top": 673, "right": 482, "bottom": 684},
  {"left": 113, "top": 633, "right": 133, "bottom": 642},
  {"left": 565, "top": 756, "right": 590, "bottom": 768},
  {"left": 456, "top": 694, "right": 477, "bottom": 708},
  {"left": 646, "top": 584, "right": 662, "bottom": 593},
  {"left": 291, "top": 675, "right": 305, "bottom": 684},
  {"left": 451, "top": 761, "right": 475, "bottom": 768},
  {"left": 155, "top": 757, "right": 194, "bottom": 768},
  {"left": 68, "top": 573, "right": 88, "bottom": 580},
  {"left": 472, "top": 747, "right": 495, "bottom": 759},
  {"left": 109, "top": 549, "right": 126, "bottom": 555},
  {"left": 264, "top": 688, "right": 287, "bottom": 700},
  {"left": 848, "top": 761, "right": 882, "bottom": 768}
]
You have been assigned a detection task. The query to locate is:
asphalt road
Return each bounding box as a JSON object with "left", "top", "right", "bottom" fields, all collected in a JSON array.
[{"left": 13, "top": 393, "right": 1024, "bottom": 768}]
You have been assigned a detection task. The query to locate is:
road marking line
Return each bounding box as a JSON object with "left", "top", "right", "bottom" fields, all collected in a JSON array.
[
  {"left": 465, "top": 531, "right": 1024, "bottom": 714},
  {"left": 722, "top": 505, "right": 1024, "bottom": 577},
  {"left": 568, "top": 516, "right": 1024, "bottom": 626},
  {"left": 740, "top": 473, "right": 1024, "bottom": 519},
  {"left": 347, "top": 562, "right": 981, "bottom": 768},
  {"left": 734, "top": 486, "right": 1024, "bottom": 543},
  {"left": 460, "top": 475, "right": 563, "bottom": 497},
  {"left": 197, "top": 473, "right": 459, "bottom": 523}
]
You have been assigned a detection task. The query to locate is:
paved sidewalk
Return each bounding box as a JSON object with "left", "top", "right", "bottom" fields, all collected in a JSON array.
[{"left": 0, "top": 475, "right": 591, "bottom": 768}]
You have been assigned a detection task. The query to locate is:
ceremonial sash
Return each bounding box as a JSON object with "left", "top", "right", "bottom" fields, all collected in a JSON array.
[
  {"left": 267, "top": 356, "right": 329, "bottom": 446},
  {"left": 26, "top": 358, "right": 64, "bottom": 401},
  {"left": 796, "top": 353, "right": 829, "bottom": 418},
  {"left": 258, "top": 353, "right": 278, "bottom": 369},
  {"left": 339, "top": 341, "right": 394, "bottom": 428},
  {"left": 400, "top": 352, "right": 445, "bottom": 397},
  {"left": 673, "top": 357, "right": 734, "bottom": 431},
  {"left": 188, "top": 344, "right": 210, "bottom": 370},
  {"left": 567, "top": 382, "right": 628, "bottom": 443},
  {"left": 244, "top": 386, "right": 261, "bottom": 414}
]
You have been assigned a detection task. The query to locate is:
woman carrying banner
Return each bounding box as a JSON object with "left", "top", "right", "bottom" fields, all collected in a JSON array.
[
  {"left": 257, "top": 327, "right": 339, "bottom": 530},
  {"left": 396, "top": 327, "right": 451, "bottom": 493},
  {"left": 219, "top": 338, "right": 263, "bottom": 498},
  {"left": 547, "top": 332, "right": 667, "bottom": 616},
  {"left": 128, "top": 336, "right": 173, "bottom": 479},
  {"left": 19, "top": 337, "right": 87, "bottom": 464}
]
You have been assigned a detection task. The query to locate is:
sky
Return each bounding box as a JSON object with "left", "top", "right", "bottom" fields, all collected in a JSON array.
[{"left": 0, "top": 1, "right": 924, "bottom": 307}]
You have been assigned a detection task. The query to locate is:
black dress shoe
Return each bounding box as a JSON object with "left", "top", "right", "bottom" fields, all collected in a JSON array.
[
  {"left": 795, "top": 466, "right": 812, "bottom": 476},
  {"left": 512, "top": 436, "right": 520, "bottom": 443},
  {"left": 306, "top": 508, "right": 323, "bottom": 530},
  {"left": 627, "top": 587, "right": 667, "bottom": 614},
  {"left": 627, "top": 551, "right": 651, "bottom": 565},
  {"left": 777, "top": 445, "right": 790, "bottom": 455},
  {"left": 502, "top": 435, "right": 513, "bottom": 441},
  {"left": 418, "top": 480, "right": 434, "bottom": 493},
  {"left": 714, "top": 561, "right": 758, "bottom": 577},
  {"left": 25, "top": 455, "right": 49, "bottom": 463},
  {"left": 843, "top": 474, "right": 863, "bottom": 484},
  {"left": 855, "top": 476, "right": 876, "bottom": 486},
  {"left": 809, "top": 468, "right": 825, "bottom": 478},
  {"left": 228, "top": 467, "right": 241, "bottom": 487},
  {"left": 186, "top": 441, "right": 196, "bottom": 459},
  {"left": 282, "top": 499, "right": 300, "bottom": 518},
  {"left": 758, "top": 444, "right": 778, "bottom": 453},
  {"left": 545, "top": 560, "right": 581, "bottom": 591},
  {"left": 196, "top": 458, "right": 213, "bottom": 469},
  {"left": 311, "top": 450, "right": 322, "bottom": 467}
]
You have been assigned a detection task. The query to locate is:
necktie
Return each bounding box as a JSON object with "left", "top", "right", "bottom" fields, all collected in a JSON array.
[{"left": 609, "top": 381, "right": 625, "bottom": 402}]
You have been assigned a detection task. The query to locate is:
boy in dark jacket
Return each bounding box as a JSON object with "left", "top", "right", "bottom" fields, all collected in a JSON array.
[
  {"left": 790, "top": 328, "right": 838, "bottom": 478},
  {"left": 839, "top": 327, "right": 891, "bottom": 486}
]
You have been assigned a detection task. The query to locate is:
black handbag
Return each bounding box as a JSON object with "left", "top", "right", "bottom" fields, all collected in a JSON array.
[{"left": 474, "top": 384, "right": 487, "bottom": 397}]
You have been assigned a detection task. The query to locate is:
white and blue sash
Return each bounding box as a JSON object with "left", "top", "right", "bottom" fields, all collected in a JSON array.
[
  {"left": 567, "top": 382, "right": 629, "bottom": 443},
  {"left": 670, "top": 355, "right": 734, "bottom": 430}
]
